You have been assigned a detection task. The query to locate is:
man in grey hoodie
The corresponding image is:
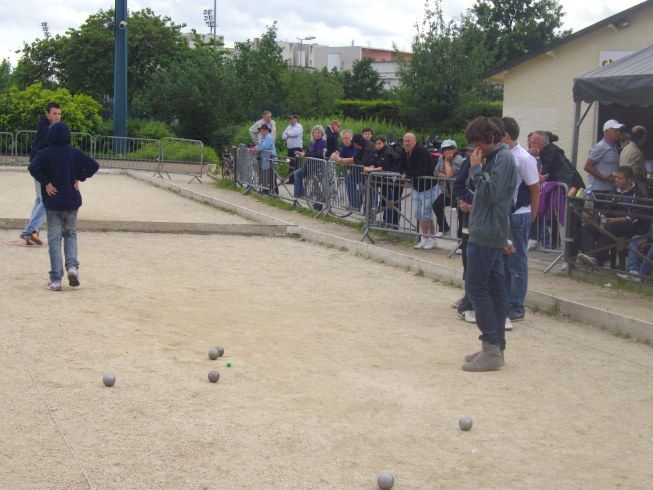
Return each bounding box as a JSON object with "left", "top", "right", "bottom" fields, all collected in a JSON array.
[{"left": 462, "top": 117, "right": 516, "bottom": 372}]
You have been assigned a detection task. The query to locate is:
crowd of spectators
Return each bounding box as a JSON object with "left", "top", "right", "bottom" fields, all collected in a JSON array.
[{"left": 247, "top": 110, "right": 652, "bottom": 281}]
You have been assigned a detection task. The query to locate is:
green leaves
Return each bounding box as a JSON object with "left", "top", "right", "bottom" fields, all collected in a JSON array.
[{"left": 342, "top": 57, "right": 386, "bottom": 100}]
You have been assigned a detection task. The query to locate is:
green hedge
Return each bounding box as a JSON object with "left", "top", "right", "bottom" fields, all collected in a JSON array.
[
  {"left": 336, "top": 100, "right": 401, "bottom": 122},
  {"left": 232, "top": 116, "right": 416, "bottom": 155}
]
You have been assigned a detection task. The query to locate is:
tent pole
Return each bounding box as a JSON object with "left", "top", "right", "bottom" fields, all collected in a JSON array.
[
  {"left": 571, "top": 102, "right": 581, "bottom": 167},
  {"left": 571, "top": 101, "right": 593, "bottom": 167}
]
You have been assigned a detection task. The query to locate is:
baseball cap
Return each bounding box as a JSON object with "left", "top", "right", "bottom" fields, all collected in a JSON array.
[
  {"left": 441, "top": 139, "right": 457, "bottom": 149},
  {"left": 603, "top": 119, "right": 625, "bottom": 131}
]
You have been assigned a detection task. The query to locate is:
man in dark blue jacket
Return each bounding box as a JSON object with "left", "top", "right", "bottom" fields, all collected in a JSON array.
[
  {"left": 20, "top": 102, "right": 62, "bottom": 245},
  {"left": 29, "top": 122, "right": 99, "bottom": 291}
]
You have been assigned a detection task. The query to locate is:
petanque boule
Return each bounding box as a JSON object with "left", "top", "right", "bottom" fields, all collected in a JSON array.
[
  {"left": 377, "top": 472, "right": 394, "bottom": 490},
  {"left": 208, "top": 348, "right": 219, "bottom": 360},
  {"left": 459, "top": 417, "right": 473, "bottom": 431},
  {"left": 215, "top": 346, "right": 224, "bottom": 357},
  {"left": 103, "top": 374, "right": 116, "bottom": 387},
  {"left": 208, "top": 370, "right": 220, "bottom": 383}
]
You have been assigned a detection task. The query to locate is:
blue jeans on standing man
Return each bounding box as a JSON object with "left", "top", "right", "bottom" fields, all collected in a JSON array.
[
  {"left": 46, "top": 209, "right": 79, "bottom": 282},
  {"left": 22, "top": 180, "right": 46, "bottom": 235},
  {"left": 465, "top": 241, "right": 508, "bottom": 350},
  {"left": 505, "top": 213, "right": 531, "bottom": 316}
]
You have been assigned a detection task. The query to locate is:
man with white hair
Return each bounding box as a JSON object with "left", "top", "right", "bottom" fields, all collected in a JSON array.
[
  {"left": 584, "top": 119, "right": 624, "bottom": 193},
  {"left": 249, "top": 111, "right": 277, "bottom": 142}
]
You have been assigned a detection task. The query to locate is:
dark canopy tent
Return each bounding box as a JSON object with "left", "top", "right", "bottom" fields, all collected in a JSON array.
[{"left": 570, "top": 44, "right": 653, "bottom": 165}]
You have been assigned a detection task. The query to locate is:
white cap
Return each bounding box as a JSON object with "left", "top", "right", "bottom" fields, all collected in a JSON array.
[
  {"left": 603, "top": 119, "right": 625, "bottom": 131},
  {"left": 441, "top": 139, "right": 457, "bottom": 149}
]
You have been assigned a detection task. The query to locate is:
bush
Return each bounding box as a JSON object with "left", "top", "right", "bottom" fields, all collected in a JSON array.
[
  {"left": 0, "top": 83, "right": 102, "bottom": 133},
  {"left": 336, "top": 100, "right": 402, "bottom": 122},
  {"left": 129, "top": 119, "right": 175, "bottom": 139}
]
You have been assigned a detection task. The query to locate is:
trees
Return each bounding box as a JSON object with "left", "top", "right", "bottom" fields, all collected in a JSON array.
[
  {"left": 465, "top": 0, "right": 570, "bottom": 67},
  {"left": 232, "top": 24, "right": 288, "bottom": 119},
  {"left": 12, "top": 8, "right": 189, "bottom": 102},
  {"left": 0, "top": 60, "right": 11, "bottom": 92},
  {"left": 0, "top": 84, "right": 102, "bottom": 133},
  {"left": 397, "top": 0, "right": 492, "bottom": 132},
  {"left": 342, "top": 57, "right": 385, "bottom": 100},
  {"left": 283, "top": 68, "right": 343, "bottom": 118}
]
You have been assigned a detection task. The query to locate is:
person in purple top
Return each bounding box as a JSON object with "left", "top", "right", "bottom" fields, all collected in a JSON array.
[{"left": 294, "top": 125, "right": 327, "bottom": 199}]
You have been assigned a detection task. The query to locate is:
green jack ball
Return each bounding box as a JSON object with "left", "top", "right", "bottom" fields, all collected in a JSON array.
[{"left": 226, "top": 361, "right": 232, "bottom": 368}]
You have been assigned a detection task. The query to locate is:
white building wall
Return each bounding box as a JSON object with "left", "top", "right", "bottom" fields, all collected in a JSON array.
[{"left": 498, "top": 7, "right": 653, "bottom": 164}]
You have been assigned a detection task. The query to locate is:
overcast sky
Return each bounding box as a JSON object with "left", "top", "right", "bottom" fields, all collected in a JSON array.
[{"left": 0, "top": 0, "right": 643, "bottom": 64}]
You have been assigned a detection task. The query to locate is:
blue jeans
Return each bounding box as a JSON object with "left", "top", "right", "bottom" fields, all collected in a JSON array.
[
  {"left": 626, "top": 237, "right": 653, "bottom": 275},
  {"left": 46, "top": 209, "right": 79, "bottom": 282},
  {"left": 292, "top": 168, "right": 304, "bottom": 199},
  {"left": 344, "top": 172, "right": 362, "bottom": 210},
  {"left": 22, "top": 180, "right": 46, "bottom": 235},
  {"left": 506, "top": 213, "right": 531, "bottom": 315},
  {"left": 465, "top": 242, "right": 508, "bottom": 349}
]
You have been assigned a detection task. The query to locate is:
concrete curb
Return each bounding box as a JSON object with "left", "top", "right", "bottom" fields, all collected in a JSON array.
[
  {"left": 0, "top": 218, "right": 288, "bottom": 236},
  {"left": 123, "top": 172, "right": 652, "bottom": 342},
  {"left": 125, "top": 170, "right": 295, "bottom": 228}
]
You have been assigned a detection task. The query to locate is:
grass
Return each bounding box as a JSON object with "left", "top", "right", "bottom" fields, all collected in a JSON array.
[
  {"left": 212, "top": 176, "right": 365, "bottom": 230},
  {"left": 553, "top": 271, "right": 653, "bottom": 298}
]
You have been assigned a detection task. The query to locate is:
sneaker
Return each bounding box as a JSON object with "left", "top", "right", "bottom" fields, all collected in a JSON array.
[
  {"left": 617, "top": 272, "right": 642, "bottom": 283},
  {"left": 44, "top": 281, "right": 62, "bottom": 291},
  {"left": 451, "top": 297, "right": 464, "bottom": 309},
  {"left": 20, "top": 232, "right": 33, "bottom": 245},
  {"left": 527, "top": 239, "right": 538, "bottom": 251},
  {"left": 29, "top": 232, "right": 43, "bottom": 245},
  {"left": 508, "top": 311, "right": 525, "bottom": 322},
  {"left": 422, "top": 237, "right": 437, "bottom": 250},
  {"left": 576, "top": 253, "right": 598, "bottom": 267},
  {"left": 67, "top": 267, "right": 80, "bottom": 287},
  {"left": 434, "top": 231, "right": 444, "bottom": 238},
  {"left": 463, "top": 310, "right": 476, "bottom": 323},
  {"left": 414, "top": 237, "right": 427, "bottom": 249},
  {"left": 504, "top": 318, "right": 513, "bottom": 331},
  {"left": 455, "top": 248, "right": 463, "bottom": 255}
]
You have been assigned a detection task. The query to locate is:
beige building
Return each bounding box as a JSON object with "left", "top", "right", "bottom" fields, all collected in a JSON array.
[{"left": 486, "top": 0, "right": 653, "bottom": 164}]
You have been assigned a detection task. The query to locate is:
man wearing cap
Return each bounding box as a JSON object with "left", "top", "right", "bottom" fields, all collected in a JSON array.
[
  {"left": 433, "top": 139, "right": 464, "bottom": 237},
  {"left": 249, "top": 111, "right": 277, "bottom": 143},
  {"left": 584, "top": 120, "right": 624, "bottom": 193},
  {"left": 253, "top": 123, "right": 277, "bottom": 192}
]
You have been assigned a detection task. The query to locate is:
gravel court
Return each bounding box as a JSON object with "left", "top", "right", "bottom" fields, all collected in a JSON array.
[
  {"left": 0, "top": 230, "right": 651, "bottom": 489},
  {"left": 0, "top": 171, "right": 249, "bottom": 224}
]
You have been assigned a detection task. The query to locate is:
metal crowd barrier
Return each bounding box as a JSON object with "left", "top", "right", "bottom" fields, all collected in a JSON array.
[
  {"left": 563, "top": 192, "right": 653, "bottom": 280},
  {"left": 159, "top": 137, "right": 205, "bottom": 182},
  {"left": 13, "top": 130, "right": 37, "bottom": 165},
  {"left": 92, "top": 135, "right": 161, "bottom": 174},
  {"left": 362, "top": 173, "right": 456, "bottom": 243},
  {"left": 0, "top": 131, "right": 14, "bottom": 165},
  {"left": 2, "top": 130, "right": 208, "bottom": 182},
  {"left": 328, "top": 161, "right": 368, "bottom": 217},
  {"left": 531, "top": 182, "right": 569, "bottom": 257},
  {"left": 234, "top": 145, "right": 256, "bottom": 189}
]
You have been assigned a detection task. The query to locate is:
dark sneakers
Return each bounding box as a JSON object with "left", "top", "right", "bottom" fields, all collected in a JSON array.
[
  {"left": 67, "top": 267, "right": 80, "bottom": 287},
  {"left": 508, "top": 311, "right": 525, "bottom": 322},
  {"left": 20, "top": 232, "right": 43, "bottom": 245}
]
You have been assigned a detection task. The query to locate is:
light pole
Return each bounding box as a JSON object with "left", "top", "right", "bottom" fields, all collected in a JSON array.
[
  {"left": 203, "top": 1, "right": 217, "bottom": 37},
  {"left": 114, "top": 0, "right": 128, "bottom": 140},
  {"left": 296, "top": 36, "right": 315, "bottom": 68}
]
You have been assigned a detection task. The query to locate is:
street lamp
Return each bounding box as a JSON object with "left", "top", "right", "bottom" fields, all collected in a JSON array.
[{"left": 296, "top": 36, "right": 316, "bottom": 68}]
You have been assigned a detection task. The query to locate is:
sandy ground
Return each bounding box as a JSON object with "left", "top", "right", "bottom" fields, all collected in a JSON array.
[
  {"left": 165, "top": 174, "right": 653, "bottom": 325},
  {"left": 0, "top": 171, "right": 248, "bottom": 224},
  {"left": 0, "top": 229, "right": 651, "bottom": 489}
]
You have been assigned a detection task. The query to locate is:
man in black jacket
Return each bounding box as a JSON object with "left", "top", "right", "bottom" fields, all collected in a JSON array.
[
  {"left": 400, "top": 133, "right": 437, "bottom": 249},
  {"left": 364, "top": 136, "right": 401, "bottom": 226},
  {"left": 325, "top": 120, "right": 340, "bottom": 159},
  {"left": 29, "top": 122, "right": 99, "bottom": 291},
  {"left": 20, "top": 102, "right": 62, "bottom": 245}
]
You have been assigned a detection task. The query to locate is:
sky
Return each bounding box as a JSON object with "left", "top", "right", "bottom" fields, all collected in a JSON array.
[{"left": 0, "top": 0, "right": 643, "bottom": 65}]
